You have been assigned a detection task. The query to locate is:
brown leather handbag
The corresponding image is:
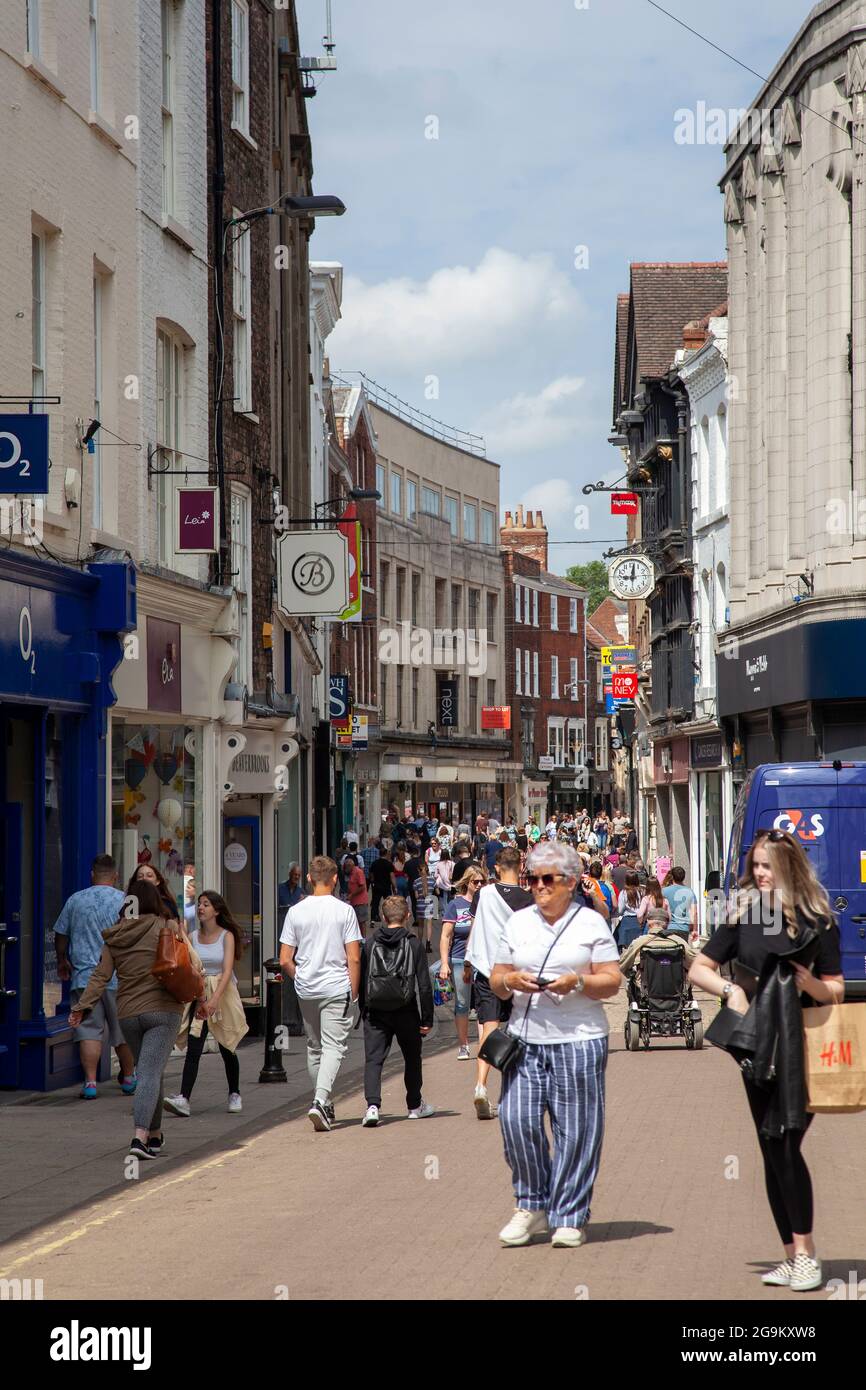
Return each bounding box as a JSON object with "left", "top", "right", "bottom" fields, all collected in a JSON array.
[{"left": 152, "top": 925, "right": 203, "bottom": 1003}]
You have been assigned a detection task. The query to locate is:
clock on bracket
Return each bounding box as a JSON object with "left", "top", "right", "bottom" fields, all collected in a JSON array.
[{"left": 608, "top": 553, "right": 655, "bottom": 600}]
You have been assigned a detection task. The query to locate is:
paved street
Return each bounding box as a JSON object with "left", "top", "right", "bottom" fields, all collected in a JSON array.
[{"left": 2, "top": 993, "right": 865, "bottom": 1302}]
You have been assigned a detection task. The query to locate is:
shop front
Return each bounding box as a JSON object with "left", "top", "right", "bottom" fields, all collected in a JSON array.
[
  {"left": 378, "top": 758, "right": 508, "bottom": 829},
  {"left": 0, "top": 551, "right": 135, "bottom": 1090},
  {"left": 652, "top": 736, "right": 691, "bottom": 875},
  {"left": 688, "top": 731, "right": 733, "bottom": 894},
  {"left": 524, "top": 780, "right": 548, "bottom": 828}
]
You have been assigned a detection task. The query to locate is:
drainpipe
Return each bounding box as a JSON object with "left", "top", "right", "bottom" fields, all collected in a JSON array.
[{"left": 212, "top": 0, "right": 228, "bottom": 586}]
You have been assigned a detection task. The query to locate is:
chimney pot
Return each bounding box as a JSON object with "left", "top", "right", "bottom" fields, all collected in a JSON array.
[
  {"left": 504, "top": 510, "right": 512, "bottom": 527},
  {"left": 536, "top": 510, "right": 544, "bottom": 528},
  {"left": 525, "top": 510, "right": 534, "bottom": 528},
  {"left": 516, "top": 504, "right": 524, "bottom": 526}
]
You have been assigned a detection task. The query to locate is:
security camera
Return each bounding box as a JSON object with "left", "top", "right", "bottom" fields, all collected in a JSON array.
[
  {"left": 222, "top": 781, "right": 235, "bottom": 795},
  {"left": 279, "top": 741, "right": 292, "bottom": 756}
]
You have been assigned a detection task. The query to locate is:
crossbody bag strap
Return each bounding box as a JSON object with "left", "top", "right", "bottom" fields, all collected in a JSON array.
[{"left": 514, "top": 906, "right": 583, "bottom": 1040}]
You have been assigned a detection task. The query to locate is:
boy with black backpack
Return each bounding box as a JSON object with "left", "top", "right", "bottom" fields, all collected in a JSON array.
[{"left": 359, "top": 895, "right": 435, "bottom": 1126}]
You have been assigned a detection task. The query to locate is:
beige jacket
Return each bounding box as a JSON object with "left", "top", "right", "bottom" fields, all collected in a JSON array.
[
  {"left": 76, "top": 914, "right": 202, "bottom": 1021},
  {"left": 175, "top": 974, "right": 249, "bottom": 1054},
  {"left": 619, "top": 926, "right": 697, "bottom": 976}
]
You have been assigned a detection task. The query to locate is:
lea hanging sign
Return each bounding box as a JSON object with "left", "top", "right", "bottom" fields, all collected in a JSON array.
[{"left": 176, "top": 487, "right": 219, "bottom": 554}]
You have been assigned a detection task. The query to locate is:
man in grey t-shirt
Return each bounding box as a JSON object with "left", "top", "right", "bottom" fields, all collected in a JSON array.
[{"left": 279, "top": 855, "right": 362, "bottom": 1132}]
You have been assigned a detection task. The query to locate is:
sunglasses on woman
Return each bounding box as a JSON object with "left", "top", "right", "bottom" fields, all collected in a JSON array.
[
  {"left": 755, "top": 829, "right": 793, "bottom": 843},
  {"left": 526, "top": 872, "right": 567, "bottom": 887}
]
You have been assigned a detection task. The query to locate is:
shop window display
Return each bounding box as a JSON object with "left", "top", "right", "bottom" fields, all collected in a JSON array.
[{"left": 111, "top": 724, "right": 202, "bottom": 917}]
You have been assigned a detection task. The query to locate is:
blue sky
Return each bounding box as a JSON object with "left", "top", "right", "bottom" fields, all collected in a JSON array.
[{"left": 300, "top": 0, "right": 812, "bottom": 571}]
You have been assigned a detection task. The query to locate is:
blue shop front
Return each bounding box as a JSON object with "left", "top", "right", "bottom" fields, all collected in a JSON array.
[{"left": 0, "top": 549, "right": 135, "bottom": 1090}]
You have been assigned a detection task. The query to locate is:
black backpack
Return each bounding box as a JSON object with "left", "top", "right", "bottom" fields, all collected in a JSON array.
[{"left": 366, "top": 936, "right": 416, "bottom": 1010}]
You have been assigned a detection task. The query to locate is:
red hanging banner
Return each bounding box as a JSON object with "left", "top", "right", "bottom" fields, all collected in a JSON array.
[{"left": 611, "top": 492, "right": 639, "bottom": 515}]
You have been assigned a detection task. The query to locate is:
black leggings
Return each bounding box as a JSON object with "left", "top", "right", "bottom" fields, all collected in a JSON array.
[
  {"left": 180, "top": 1022, "right": 240, "bottom": 1098},
  {"left": 743, "top": 1077, "right": 814, "bottom": 1243}
]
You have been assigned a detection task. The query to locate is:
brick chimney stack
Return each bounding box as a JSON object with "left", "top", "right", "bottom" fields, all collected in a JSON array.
[{"left": 500, "top": 503, "right": 548, "bottom": 568}]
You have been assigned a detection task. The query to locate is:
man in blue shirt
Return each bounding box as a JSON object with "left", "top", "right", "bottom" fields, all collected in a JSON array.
[
  {"left": 54, "top": 854, "right": 134, "bottom": 1099},
  {"left": 661, "top": 866, "right": 699, "bottom": 941}
]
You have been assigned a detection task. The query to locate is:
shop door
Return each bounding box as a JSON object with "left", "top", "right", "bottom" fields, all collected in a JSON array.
[
  {"left": 0, "top": 805, "right": 23, "bottom": 1087},
  {"left": 223, "top": 815, "right": 261, "bottom": 1006}
]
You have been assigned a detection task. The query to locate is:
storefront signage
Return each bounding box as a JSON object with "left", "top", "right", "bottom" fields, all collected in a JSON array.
[
  {"left": 527, "top": 785, "right": 548, "bottom": 800},
  {"left": 602, "top": 645, "right": 637, "bottom": 667},
  {"left": 0, "top": 413, "right": 49, "bottom": 494},
  {"left": 229, "top": 730, "right": 277, "bottom": 794},
  {"left": 329, "top": 674, "right": 349, "bottom": 724},
  {"left": 690, "top": 734, "right": 724, "bottom": 770},
  {"left": 351, "top": 713, "right": 368, "bottom": 748},
  {"left": 538, "top": 755, "right": 555, "bottom": 771},
  {"left": 611, "top": 671, "right": 638, "bottom": 700},
  {"left": 715, "top": 619, "right": 866, "bottom": 717},
  {"left": 610, "top": 492, "right": 639, "bottom": 515},
  {"left": 276, "top": 529, "right": 349, "bottom": 617},
  {"left": 481, "top": 705, "right": 511, "bottom": 730},
  {"left": 146, "top": 617, "right": 181, "bottom": 713},
  {"left": 438, "top": 679, "right": 458, "bottom": 728},
  {"left": 336, "top": 505, "right": 362, "bottom": 623},
  {"left": 176, "top": 487, "right": 219, "bottom": 554},
  {"left": 224, "top": 842, "right": 248, "bottom": 873}
]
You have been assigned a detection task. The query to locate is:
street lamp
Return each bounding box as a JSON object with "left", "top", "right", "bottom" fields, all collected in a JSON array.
[{"left": 213, "top": 191, "right": 347, "bottom": 583}]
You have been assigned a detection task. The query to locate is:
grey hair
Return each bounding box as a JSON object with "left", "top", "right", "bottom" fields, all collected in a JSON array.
[{"left": 526, "top": 841, "right": 582, "bottom": 879}]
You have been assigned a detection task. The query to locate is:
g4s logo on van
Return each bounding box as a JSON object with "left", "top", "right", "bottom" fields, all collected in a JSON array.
[{"left": 773, "top": 810, "right": 825, "bottom": 841}]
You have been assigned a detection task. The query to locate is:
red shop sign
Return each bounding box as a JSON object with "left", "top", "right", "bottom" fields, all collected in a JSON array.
[
  {"left": 611, "top": 492, "right": 639, "bottom": 515},
  {"left": 611, "top": 671, "right": 638, "bottom": 700}
]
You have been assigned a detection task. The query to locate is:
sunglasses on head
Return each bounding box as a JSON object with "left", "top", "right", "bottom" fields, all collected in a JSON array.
[
  {"left": 526, "top": 872, "right": 567, "bottom": 888},
  {"left": 755, "top": 828, "right": 792, "bottom": 844}
]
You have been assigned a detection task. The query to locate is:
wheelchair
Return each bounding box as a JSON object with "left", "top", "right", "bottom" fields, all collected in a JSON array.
[{"left": 623, "top": 936, "right": 704, "bottom": 1051}]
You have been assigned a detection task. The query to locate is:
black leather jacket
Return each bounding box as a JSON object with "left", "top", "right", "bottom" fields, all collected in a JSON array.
[{"left": 738, "top": 924, "right": 821, "bottom": 1137}]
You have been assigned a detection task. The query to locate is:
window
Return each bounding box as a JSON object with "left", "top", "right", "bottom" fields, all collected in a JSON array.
[
  {"left": 463, "top": 502, "right": 477, "bottom": 542},
  {"left": 524, "top": 649, "right": 530, "bottom": 694},
  {"left": 569, "top": 598, "right": 578, "bottom": 633},
  {"left": 551, "top": 655, "right": 559, "bottom": 699},
  {"left": 406, "top": 477, "right": 417, "bottom": 520},
  {"left": 567, "top": 719, "right": 585, "bottom": 768},
  {"left": 411, "top": 571, "right": 420, "bottom": 626},
  {"left": 395, "top": 567, "right": 405, "bottom": 619},
  {"left": 469, "top": 677, "right": 479, "bottom": 732},
  {"left": 89, "top": 0, "right": 100, "bottom": 111},
  {"left": 481, "top": 507, "right": 495, "bottom": 546},
  {"left": 514, "top": 583, "right": 522, "bottom": 624},
  {"left": 396, "top": 665, "right": 404, "bottom": 724},
  {"left": 412, "top": 668, "right": 419, "bottom": 726},
  {"left": 716, "top": 405, "right": 727, "bottom": 511},
  {"left": 547, "top": 720, "right": 565, "bottom": 766},
  {"left": 525, "top": 586, "right": 531, "bottom": 625},
  {"left": 232, "top": 215, "right": 251, "bottom": 412},
  {"left": 26, "top": 0, "right": 40, "bottom": 55},
  {"left": 596, "top": 658, "right": 604, "bottom": 703},
  {"left": 31, "top": 233, "right": 45, "bottom": 404},
  {"left": 161, "top": 1, "right": 176, "bottom": 220},
  {"left": 230, "top": 489, "right": 252, "bottom": 688},
  {"left": 444, "top": 494, "right": 458, "bottom": 536},
  {"left": 156, "top": 328, "right": 184, "bottom": 565},
  {"left": 468, "top": 588, "right": 479, "bottom": 632},
  {"left": 570, "top": 658, "right": 578, "bottom": 699},
  {"left": 379, "top": 663, "right": 387, "bottom": 724},
  {"left": 376, "top": 462, "right": 385, "bottom": 507},
  {"left": 532, "top": 589, "right": 539, "bottom": 626},
  {"left": 421, "top": 485, "right": 440, "bottom": 517},
  {"left": 231, "top": 0, "right": 250, "bottom": 136},
  {"left": 486, "top": 591, "right": 496, "bottom": 635},
  {"left": 521, "top": 713, "right": 534, "bottom": 767},
  {"left": 595, "top": 720, "right": 609, "bottom": 771},
  {"left": 451, "top": 583, "right": 461, "bottom": 629},
  {"left": 533, "top": 650, "right": 539, "bottom": 696},
  {"left": 379, "top": 561, "right": 389, "bottom": 616},
  {"left": 390, "top": 470, "right": 402, "bottom": 515},
  {"left": 92, "top": 275, "right": 104, "bottom": 529},
  {"left": 515, "top": 649, "right": 522, "bottom": 696},
  {"left": 550, "top": 594, "right": 558, "bottom": 630}
]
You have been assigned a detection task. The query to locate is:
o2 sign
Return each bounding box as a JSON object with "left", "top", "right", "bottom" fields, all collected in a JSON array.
[
  {"left": 19, "top": 605, "right": 36, "bottom": 674},
  {"left": 0, "top": 415, "right": 49, "bottom": 495}
]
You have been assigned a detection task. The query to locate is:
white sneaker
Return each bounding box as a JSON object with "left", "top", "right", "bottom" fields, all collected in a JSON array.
[
  {"left": 407, "top": 1100, "right": 435, "bottom": 1119},
  {"left": 164, "top": 1094, "right": 190, "bottom": 1117},
  {"left": 362, "top": 1104, "right": 380, "bottom": 1127},
  {"left": 789, "top": 1253, "right": 822, "bottom": 1292},
  {"left": 227, "top": 1092, "right": 242, "bottom": 1113},
  {"left": 761, "top": 1259, "right": 793, "bottom": 1287},
  {"left": 499, "top": 1209, "right": 549, "bottom": 1247},
  {"left": 551, "top": 1226, "right": 586, "bottom": 1248},
  {"left": 474, "top": 1084, "right": 493, "bottom": 1119},
  {"left": 457, "top": 1045, "right": 470, "bottom": 1060}
]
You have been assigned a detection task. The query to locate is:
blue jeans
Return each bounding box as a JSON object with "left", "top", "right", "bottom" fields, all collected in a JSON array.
[{"left": 449, "top": 958, "right": 472, "bottom": 1016}]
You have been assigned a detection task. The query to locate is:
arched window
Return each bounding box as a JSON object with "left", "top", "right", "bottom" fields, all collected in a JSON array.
[{"left": 715, "top": 404, "right": 727, "bottom": 510}]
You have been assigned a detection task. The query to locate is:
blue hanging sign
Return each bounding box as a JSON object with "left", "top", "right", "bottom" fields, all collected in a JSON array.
[
  {"left": 329, "top": 674, "right": 349, "bottom": 724},
  {"left": 0, "top": 414, "right": 49, "bottom": 494}
]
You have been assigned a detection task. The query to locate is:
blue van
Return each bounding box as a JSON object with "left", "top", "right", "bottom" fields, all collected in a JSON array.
[{"left": 725, "top": 762, "right": 866, "bottom": 989}]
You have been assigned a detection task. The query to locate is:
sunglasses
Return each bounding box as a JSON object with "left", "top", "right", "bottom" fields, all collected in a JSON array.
[
  {"left": 526, "top": 872, "right": 567, "bottom": 888},
  {"left": 754, "top": 829, "right": 793, "bottom": 844}
]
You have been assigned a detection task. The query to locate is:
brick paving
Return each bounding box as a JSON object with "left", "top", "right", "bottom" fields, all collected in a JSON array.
[{"left": 2, "top": 991, "right": 865, "bottom": 1301}]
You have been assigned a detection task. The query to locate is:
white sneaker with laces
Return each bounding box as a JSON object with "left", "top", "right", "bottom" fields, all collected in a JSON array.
[
  {"left": 164, "top": 1094, "right": 190, "bottom": 1117},
  {"left": 227, "top": 1092, "right": 242, "bottom": 1113},
  {"left": 474, "top": 1085, "right": 493, "bottom": 1119},
  {"left": 407, "top": 1100, "right": 435, "bottom": 1119},
  {"left": 551, "top": 1226, "right": 586, "bottom": 1248},
  {"left": 362, "top": 1104, "right": 380, "bottom": 1127},
  {"left": 761, "top": 1259, "right": 793, "bottom": 1287},
  {"left": 457, "top": 1045, "right": 470, "bottom": 1060},
  {"left": 789, "top": 1253, "right": 822, "bottom": 1292},
  {"left": 499, "top": 1209, "right": 549, "bottom": 1247}
]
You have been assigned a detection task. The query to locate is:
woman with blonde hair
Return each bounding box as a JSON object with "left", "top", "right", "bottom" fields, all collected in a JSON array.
[
  {"left": 689, "top": 829, "right": 844, "bottom": 1293},
  {"left": 439, "top": 863, "right": 487, "bottom": 1059}
]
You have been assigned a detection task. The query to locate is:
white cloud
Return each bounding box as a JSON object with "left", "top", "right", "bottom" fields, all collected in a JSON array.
[
  {"left": 329, "top": 248, "right": 582, "bottom": 372},
  {"left": 480, "top": 375, "right": 585, "bottom": 455}
]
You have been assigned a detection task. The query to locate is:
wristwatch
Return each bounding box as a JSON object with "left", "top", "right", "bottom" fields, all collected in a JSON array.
[
  {"left": 573, "top": 974, "right": 585, "bottom": 994},
  {"left": 721, "top": 981, "right": 733, "bottom": 1000}
]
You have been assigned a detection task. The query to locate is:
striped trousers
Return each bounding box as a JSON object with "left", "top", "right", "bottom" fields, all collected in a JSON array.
[{"left": 499, "top": 1036, "right": 608, "bottom": 1229}]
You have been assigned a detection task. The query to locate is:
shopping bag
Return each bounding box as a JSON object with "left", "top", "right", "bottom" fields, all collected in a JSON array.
[{"left": 803, "top": 1003, "right": 866, "bottom": 1114}]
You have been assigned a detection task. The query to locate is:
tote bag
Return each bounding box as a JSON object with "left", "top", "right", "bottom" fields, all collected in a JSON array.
[{"left": 803, "top": 1003, "right": 866, "bottom": 1114}]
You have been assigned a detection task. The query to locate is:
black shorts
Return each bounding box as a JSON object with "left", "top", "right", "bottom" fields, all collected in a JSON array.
[{"left": 473, "top": 970, "right": 513, "bottom": 1026}]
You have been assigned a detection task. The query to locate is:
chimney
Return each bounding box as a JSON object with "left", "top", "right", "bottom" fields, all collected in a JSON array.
[
  {"left": 516, "top": 504, "right": 524, "bottom": 526},
  {"left": 682, "top": 318, "right": 707, "bottom": 351},
  {"left": 500, "top": 502, "right": 548, "bottom": 568},
  {"left": 525, "top": 510, "right": 534, "bottom": 528},
  {"left": 503, "top": 510, "right": 512, "bottom": 528}
]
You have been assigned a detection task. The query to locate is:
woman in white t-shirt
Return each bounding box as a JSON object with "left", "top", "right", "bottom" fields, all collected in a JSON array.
[{"left": 490, "top": 841, "right": 621, "bottom": 1250}]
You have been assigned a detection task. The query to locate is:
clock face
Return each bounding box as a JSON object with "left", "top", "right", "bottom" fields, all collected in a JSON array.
[{"left": 610, "top": 555, "right": 654, "bottom": 598}]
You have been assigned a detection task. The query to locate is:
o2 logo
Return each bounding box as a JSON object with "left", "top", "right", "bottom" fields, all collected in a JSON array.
[
  {"left": 773, "top": 809, "right": 825, "bottom": 841},
  {"left": 19, "top": 605, "right": 36, "bottom": 674}
]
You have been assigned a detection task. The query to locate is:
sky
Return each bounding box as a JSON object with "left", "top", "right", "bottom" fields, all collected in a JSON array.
[{"left": 299, "top": 0, "right": 814, "bottom": 572}]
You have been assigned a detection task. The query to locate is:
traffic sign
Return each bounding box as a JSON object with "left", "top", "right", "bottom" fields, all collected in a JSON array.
[{"left": 0, "top": 414, "right": 49, "bottom": 494}]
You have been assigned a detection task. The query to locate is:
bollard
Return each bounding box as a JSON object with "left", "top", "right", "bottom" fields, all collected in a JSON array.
[{"left": 259, "top": 957, "right": 288, "bottom": 1083}]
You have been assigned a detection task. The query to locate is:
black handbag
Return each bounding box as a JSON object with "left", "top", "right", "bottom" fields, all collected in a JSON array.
[{"left": 478, "top": 908, "right": 582, "bottom": 1073}]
